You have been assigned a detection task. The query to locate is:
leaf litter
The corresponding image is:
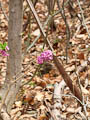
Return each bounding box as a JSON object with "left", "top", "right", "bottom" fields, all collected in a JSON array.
[{"left": 0, "top": 0, "right": 90, "bottom": 119}]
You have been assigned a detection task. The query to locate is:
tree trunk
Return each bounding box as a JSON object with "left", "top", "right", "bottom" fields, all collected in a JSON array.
[
  {"left": 0, "top": 0, "right": 23, "bottom": 113},
  {"left": 46, "top": 0, "right": 56, "bottom": 30}
]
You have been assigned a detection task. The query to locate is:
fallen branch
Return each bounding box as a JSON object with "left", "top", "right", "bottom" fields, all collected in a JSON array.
[
  {"left": 53, "top": 56, "right": 82, "bottom": 101},
  {"left": 50, "top": 81, "right": 66, "bottom": 120}
]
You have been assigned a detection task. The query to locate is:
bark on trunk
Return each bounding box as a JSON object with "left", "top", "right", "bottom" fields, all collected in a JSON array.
[{"left": 0, "top": 0, "right": 23, "bottom": 113}]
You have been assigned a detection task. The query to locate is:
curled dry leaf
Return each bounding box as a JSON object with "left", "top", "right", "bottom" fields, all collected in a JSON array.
[
  {"left": 35, "top": 92, "right": 44, "bottom": 101},
  {"left": 23, "top": 90, "right": 36, "bottom": 103},
  {"left": 15, "top": 101, "right": 22, "bottom": 108}
]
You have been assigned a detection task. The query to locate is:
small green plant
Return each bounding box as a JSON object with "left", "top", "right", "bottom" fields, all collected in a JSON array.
[
  {"left": 0, "top": 42, "right": 7, "bottom": 50},
  {"left": 0, "top": 42, "right": 9, "bottom": 56},
  {"left": 53, "top": 38, "right": 60, "bottom": 44},
  {"left": 29, "top": 81, "right": 36, "bottom": 87}
]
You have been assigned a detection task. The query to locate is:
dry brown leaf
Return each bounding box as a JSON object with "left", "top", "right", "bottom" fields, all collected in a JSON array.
[
  {"left": 76, "top": 34, "right": 85, "bottom": 38},
  {"left": 19, "top": 114, "right": 36, "bottom": 120},
  {"left": 44, "top": 92, "right": 52, "bottom": 101},
  {"left": 31, "top": 29, "right": 40, "bottom": 36},
  {"left": 39, "top": 114, "right": 48, "bottom": 120},
  {"left": 68, "top": 50, "right": 73, "bottom": 59},
  {"left": 66, "top": 65, "right": 75, "bottom": 72},
  {"left": 43, "top": 73, "right": 50, "bottom": 78},
  {"left": 81, "top": 85, "right": 89, "bottom": 94},
  {"left": 38, "top": 81, "right": 47, "bottom": 88},
  {"left": 35, "top": 92, "right": 44, "bottom": 101},
  {"left": 24, "top": 90, "right": 36, "bottom": 103},
  {"left": 15, "top": 101, "right": 22, "bottom": 108},
  {"left": 77, "top": 52, "right": 85, "bottom": 60},
  {"left": 34, "top": 86, "right": 42, "bottom": 91},
  {"left": 66, "top": 107, "right": 75, "bottom": 113}
]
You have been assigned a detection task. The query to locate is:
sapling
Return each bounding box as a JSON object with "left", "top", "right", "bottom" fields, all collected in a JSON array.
[{"left": 0, "top": 42, "right": 9, "bottom": 56}]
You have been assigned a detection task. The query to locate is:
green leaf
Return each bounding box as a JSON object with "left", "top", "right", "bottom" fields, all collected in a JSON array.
[
  {"left": 28, "top": 34, "right": 31, "bottom": 39},
  {"left": 0, "top": 43, "right": 3, "bottom": 49},
  {"left": 3, "top": 42, "right": 7, "bottom": 49},
  {"left": 41, "top": 48, "right": 44, "bottom": 52},
  {"left": 29, "top": 81, "right": 36, "bottom": 87},
  {"left": 0, "top": 43, "right": 7, "bottom": 50},
  {"left": 3, "top": 42, "right": 7, "bottom": 47}
]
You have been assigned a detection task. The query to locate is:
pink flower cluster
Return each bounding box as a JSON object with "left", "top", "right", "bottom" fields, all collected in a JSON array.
[
  {"left": 37, "top": 50, "right": 53, "bottom": 64},
  {"left": 0, "top": 46, "right": 9, "bottom": 56}
]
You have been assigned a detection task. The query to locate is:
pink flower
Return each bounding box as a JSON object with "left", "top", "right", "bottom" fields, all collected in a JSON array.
[
  {"left": 0, "top": 50, "right": 9, "bottom": 56},
  {"left": 6, "top": 46, "right": 9, "bottom": 50},
  {"left": 37, "top": 56, "right": 43, "bottom": 64},
  {"left": 37, "top": 50, "right": 53, "bottom": 64},
  {"left": 41, "top": 50, "right": 53, "bottom": 61}
]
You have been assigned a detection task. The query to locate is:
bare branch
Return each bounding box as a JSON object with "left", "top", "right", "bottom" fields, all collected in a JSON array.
[
  {"left": 77, "top": 0, "right": 90, "bottom": 38},
  {"left": 57, "top": 0, "right": 71, "bottom": 63}
]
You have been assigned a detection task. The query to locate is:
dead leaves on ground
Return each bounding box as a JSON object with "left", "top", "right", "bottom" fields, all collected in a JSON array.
[{"left": 0, "top": 0, "right": 90, "bottom": 119}]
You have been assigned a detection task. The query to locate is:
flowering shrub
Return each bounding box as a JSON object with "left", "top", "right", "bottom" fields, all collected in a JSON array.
[
  {"left": 0, "top": 43, "right": 9, "bottom": 56},
  {"left": 37, "top": 50, "right": 53, "bottom": 64}
]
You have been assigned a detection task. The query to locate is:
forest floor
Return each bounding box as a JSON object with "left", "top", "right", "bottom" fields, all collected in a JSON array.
[{"left": 0, "top": 0, "right": 90, "bottom": 120}]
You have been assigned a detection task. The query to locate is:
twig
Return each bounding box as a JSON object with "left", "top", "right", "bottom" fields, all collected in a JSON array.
[
  {"left": 47, "top": 0, "right": 56, "bottom": 31},
  {"left": 0, "top": 2, "right": 9, "bottom": 21},
  {"left": 68, "top": 0, "right": 82, "bottom": 22},
  {"left": 74, "top": 54, "right": 82, "bottom": 98},
  {"left": 44, "top": 100, "right": 57, "bottom": 120},
  {"left": 24, "top": 0, "right": 69, "bottom": 54},
  {"left": 72, "top": 23, "right": 81, "bottom": 39},
  {"left": 21, "top": 65, "right": 39, "bottom": 86},
  {"left": 23, "top": 0, "right": 38, "bottom": 31},
  {"left": 77, "top": 0, "right": 90, "bottom": 38},
  {"left": 27, "top": 0, "right": 69, "bottom": 54},
  {"left": 57, "top": 0, "right": 71, "bottom": 63},
  {"left": 26, "top": 0, "right": 55, "bottom": 54},
  {"left": 82, "top": 96, "right": 88, "bottom": 119},
  {"left": 26, "top": 15, "right": 51, "bottom": 52},
  {"left": 62, "top": 94, "right": 83, "bottom": 105}
]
